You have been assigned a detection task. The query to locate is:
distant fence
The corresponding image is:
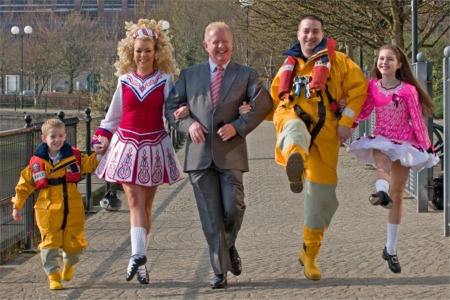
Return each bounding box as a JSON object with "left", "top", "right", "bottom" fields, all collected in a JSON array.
[
  {"left": 0, "top": 93, "right": 91, "bottom": 113},
  {"left": 0, "top": 109, "right": 186, "bottom": 262}
]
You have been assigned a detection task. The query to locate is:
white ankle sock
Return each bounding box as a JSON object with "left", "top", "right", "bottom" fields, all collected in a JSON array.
[
  {"left": 386, "top": 223, "right": 399, "bottom": 255},
  {"left": 130, "top": 227, "right": 147, "bottom": 256},
  {"left": 376, "top": 179, "right": 390, "bottom": 193}
]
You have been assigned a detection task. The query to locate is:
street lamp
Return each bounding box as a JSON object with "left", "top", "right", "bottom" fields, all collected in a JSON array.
[
  {"left": 239, "top": 0, "right": 254, "bottom": 66},
  {"left": 161, "top": 20, "right": 170, "bottom": 33},
  {"left": 11, "top": 25, "right": 32, "bottom": 109}
]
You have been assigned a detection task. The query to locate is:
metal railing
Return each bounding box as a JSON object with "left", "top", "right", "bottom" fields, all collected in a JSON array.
[
  {"left": 0, "top": 108, "right": 186, "bottom": 262},
  {"left": 0, "top": 94, "right": 91, "bottom": 113}
]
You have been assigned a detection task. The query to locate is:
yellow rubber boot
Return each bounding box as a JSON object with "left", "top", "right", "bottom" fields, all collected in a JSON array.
[
  {"left": 48, "top": 270, "right": 63, "bottom": 290},
  {"left": 62, "top": 263, "right": 75, "bottom": 281},
  {"left": 298, "top": 226, "right": 325, "bottom": 281}
]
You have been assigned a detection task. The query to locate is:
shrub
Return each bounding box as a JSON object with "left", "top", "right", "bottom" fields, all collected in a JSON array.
[{"left": 433, "top": 94, "right": 443, "bottom": 120}]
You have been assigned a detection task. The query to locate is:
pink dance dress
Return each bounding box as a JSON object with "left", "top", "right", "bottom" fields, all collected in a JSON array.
[{"left": 347, "top": 79, "right": 439, "bottom": 170}]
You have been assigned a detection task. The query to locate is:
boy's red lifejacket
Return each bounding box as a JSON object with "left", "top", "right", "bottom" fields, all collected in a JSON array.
[{"left": 30, "top": 147, "right": 82, "bottom": 189}]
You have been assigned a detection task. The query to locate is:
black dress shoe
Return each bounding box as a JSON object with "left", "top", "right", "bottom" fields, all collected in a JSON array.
[
  {"left": 382, "top": 247, "right": 401, "bottom": 273},
  {"left": 126, "top": 254, "right": 147, "bottom": 281},
  {"left": 369, "top": 191, "right": 393, "bottom": 209},
  {"left": 229, "top": 246, "right": 242, "bottom": 276},
  {"left": 136, "top": 265, "right": 149, "bottom": 284},
  {"left": 210, "top": 274, "right": 227, "bottom": 289}
]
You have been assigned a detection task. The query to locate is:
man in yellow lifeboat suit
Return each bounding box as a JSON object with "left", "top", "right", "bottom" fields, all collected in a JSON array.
[
  {"left": 11, "top": 119, "right": 100, "bottom": 290},
  {"left": 268, "top": 15, "right": 368, "bottom": 280}
]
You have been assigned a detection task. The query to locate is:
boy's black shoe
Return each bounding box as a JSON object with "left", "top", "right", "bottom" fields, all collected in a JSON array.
[{"left": 369, "top": 191, "right": 393, "bottom": 209}]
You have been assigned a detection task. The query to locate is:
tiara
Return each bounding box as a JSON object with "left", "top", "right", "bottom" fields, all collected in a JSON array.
[{"left": 132, "top": 28, "right": 158, "bottom": 40}]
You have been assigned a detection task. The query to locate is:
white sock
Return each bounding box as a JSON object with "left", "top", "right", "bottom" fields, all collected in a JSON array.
[
  {"left": 376, "top": 179, "right": 390, "bottom": 193},
  {"left": 386, "top": 223, "right": 400, "bottom": 255},
  {"left": 130, "top": 227, "right": 147, "bottom": 256}
]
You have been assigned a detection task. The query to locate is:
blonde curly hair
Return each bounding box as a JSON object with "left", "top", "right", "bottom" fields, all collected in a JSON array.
[{"left": 115, "top": 18, "right": 179, "bottom": 76}]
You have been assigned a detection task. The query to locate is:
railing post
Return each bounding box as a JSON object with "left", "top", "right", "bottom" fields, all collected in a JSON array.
[
  {"left": 443, "top": 46, "right": 450, "bottom": 237},
  {"left": 84, "top": 108, "right": 92, "bottom": 211},
  {"left": 57, "top": 111, "right": 65, "bottom": 121},
  {"left": 411, "top": 53, "right": 433, "bottom": 213},
  {"left": 23, "top": 114, "right": 32, "bottom": 128},
  {"left": 23, "top": 114, "right": 35, "bottom": 250}
]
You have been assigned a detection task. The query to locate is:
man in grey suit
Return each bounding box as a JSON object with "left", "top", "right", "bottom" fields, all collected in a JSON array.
[{"left": 165, "top": 21, "right": 272, "bottom": 289}]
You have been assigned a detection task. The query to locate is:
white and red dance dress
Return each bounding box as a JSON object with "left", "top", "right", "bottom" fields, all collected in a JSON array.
[
  {"left": 93, "top": 70, "right": 183, "bottom": 187},
  {"left": 347, "top": 79, "right": 439, "bottom": 171}
]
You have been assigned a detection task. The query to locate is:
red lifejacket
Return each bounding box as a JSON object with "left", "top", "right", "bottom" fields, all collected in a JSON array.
[
  {"left": 277, "top": 38, "right": 337, "bottom": 101},
  {"left": 30, "top": 147, "right": 82, "bottom": 189}
]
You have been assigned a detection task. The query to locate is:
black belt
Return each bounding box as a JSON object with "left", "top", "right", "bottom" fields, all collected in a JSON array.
[{"left": 47, "top": 176, "right": 69, "bottom": 230}]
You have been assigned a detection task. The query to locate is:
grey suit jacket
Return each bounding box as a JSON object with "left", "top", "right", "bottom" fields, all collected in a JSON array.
[{"left": 165, "top": 61, "right": 272, "bottom": 172}]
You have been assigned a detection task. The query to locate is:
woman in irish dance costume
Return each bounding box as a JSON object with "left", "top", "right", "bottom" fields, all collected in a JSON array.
[{"left": 93, "top": 18, "right": 187, "bottom": 284}]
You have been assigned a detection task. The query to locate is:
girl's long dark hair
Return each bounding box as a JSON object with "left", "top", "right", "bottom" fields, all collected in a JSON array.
[{"left": 371, "top": 44, "right": 435, "bottom": 117}]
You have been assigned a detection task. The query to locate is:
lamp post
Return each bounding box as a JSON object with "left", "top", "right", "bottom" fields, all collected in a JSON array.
[
  {"left": 11, "top": 25, "right": 32, "bottom": 109},
  {"left": 411, "top": 0, "right": 418, "bottom": 63},
  {"left": 239, "top": 0, "right": 254, "bottom": 66}
]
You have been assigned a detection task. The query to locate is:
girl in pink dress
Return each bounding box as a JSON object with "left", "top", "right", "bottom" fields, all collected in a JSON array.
[
  {"left": 347, "top": 45, "right": 439, "bottom": 274},
  {"left": 92, "top": 19, "right": 187, "bottom": 284}
]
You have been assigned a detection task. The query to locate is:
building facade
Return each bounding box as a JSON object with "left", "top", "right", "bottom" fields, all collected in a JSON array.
[{"left": 0, "top": 0, "right": 152, "bottom": 18}]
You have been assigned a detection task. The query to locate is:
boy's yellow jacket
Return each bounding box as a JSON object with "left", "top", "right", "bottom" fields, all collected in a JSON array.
[{"left": 12, "top": 142, "right": 99, "bottom": 252}]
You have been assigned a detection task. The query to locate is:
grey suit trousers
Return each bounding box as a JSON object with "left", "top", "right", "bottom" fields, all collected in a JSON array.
[{"left": 189, "top": 163, "right": 246, "bottom": 275}]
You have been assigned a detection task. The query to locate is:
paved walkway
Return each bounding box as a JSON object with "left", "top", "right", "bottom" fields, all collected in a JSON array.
[{"left": 0, "top": 122, "right": 448, "bottom": 299}]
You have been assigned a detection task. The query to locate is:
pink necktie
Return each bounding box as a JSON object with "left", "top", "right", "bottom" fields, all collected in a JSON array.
[{"left": 210, "top": 65, "right": 223, "bottom": 107}]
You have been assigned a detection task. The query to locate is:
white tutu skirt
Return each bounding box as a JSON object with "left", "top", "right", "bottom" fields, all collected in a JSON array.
[
  {"left": 96, "top": 128, "right": 184, "bottom": 187},
  {"left": 347, "top": 135, "right": 440, "bottom": 171}
]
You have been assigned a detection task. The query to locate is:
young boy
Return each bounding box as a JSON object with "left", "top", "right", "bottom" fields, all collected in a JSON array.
[{"left": 11, "top": 118, "right": 100, "bottom": 290}]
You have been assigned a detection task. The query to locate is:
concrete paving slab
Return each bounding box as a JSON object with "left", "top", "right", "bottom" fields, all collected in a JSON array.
[{"left": 0, "top": 121, "right": 448, "bottom": 299}]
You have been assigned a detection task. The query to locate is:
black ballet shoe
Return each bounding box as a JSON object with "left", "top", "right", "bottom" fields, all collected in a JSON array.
[
  {"left": 126, "top": 255, "right": 147, "bottom": 281},
  {"left": 382, "top": 247, "right": 401, "bottom": 273},
  {"left": 369, "top": 191, "right": 393, "bottom": 209},
  {"left": 136, "top": 265, "right": 149, "bottom": 284}
]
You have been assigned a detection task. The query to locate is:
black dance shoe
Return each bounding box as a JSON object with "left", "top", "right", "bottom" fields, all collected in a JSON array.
[
  {"left": 136, "top": 265, "right": 149, "bottom": 284},
  {"left": 382, "top": 247, "right": 401, "bottom": 273},
  {"left": 229, "top": 246, "right": 242, "bottom": 276},
  {"left": 126, "top": 255, "right": 147, "bottom": 281},
  {"left": 369, "top": 191, "right": 393, "bottom": 209},
  {"left": 210, "top": 273, "right": 227, "bottom": 289}
]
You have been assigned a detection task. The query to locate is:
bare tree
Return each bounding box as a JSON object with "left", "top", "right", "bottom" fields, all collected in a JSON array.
[
  {"left": 0, "top": 22, "right": 15, "bottom": 94},
  {"left": 243, "top": 0, "right": 449, "bottom": 71},
  {"left": 50, "top": 12, "right": 104, "bottom": 94},
  {"left": 22, "top": 13, "right": 64, "bottom": 104},
  {"left": 150, "top": 0, "right": 243, "bottom": 69}
]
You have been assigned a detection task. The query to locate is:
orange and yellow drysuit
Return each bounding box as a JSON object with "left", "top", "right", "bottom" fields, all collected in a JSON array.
[
  {"left": 12, "top": 142, "right": 99, "bottom": 275},
  {"left": 268, "top": 38, "right": 368, "bottom": 280}
]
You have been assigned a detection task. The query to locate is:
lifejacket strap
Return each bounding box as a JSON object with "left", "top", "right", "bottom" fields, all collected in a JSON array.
[
  {"left": 47, "top": 177, "right": 66, "bottom": 186},
  {"left": 61, "top": 181, "right": 69, "bottom": 230}
]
